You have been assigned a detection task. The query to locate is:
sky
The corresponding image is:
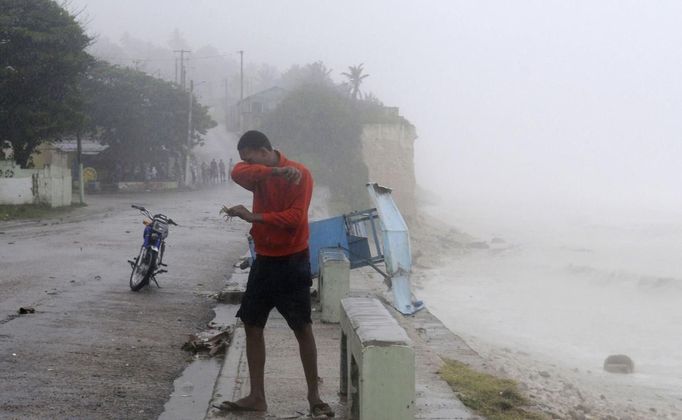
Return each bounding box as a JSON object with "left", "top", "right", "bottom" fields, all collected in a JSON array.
[{"left": 71, "top": 0, "right": 682, "bottom": 218}]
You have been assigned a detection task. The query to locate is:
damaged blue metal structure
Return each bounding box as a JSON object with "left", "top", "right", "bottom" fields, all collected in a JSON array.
[{"left": 308, "top": 183, "right": 424, "bottom": 315}]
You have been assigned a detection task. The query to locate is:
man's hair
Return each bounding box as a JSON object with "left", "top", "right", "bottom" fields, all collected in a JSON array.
[{"left": 238, "top": 130, "right": 272, "bottom": 151}]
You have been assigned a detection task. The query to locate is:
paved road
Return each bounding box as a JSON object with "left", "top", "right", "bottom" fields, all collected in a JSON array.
[{"left": 0, "top": 186, "right": 251, "bottom": 419}]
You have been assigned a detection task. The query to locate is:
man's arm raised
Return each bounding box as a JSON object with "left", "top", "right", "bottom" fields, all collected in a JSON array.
[{"left": 230, "top": 162, "right": 273, "bottom": 191}]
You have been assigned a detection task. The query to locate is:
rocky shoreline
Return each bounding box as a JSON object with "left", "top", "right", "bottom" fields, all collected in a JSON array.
[{"left": 411, "top": 216, "right": 681, "bottom": 420}]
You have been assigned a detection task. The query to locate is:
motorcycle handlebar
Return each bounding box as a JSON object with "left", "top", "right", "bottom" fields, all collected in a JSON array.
[{"left": 132, "top": 204, "right": 177, "bottom": 225}]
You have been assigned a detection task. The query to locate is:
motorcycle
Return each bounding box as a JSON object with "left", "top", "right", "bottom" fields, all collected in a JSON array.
[{"left": 128, "top": 205, "right": 178, "bottom": 291}]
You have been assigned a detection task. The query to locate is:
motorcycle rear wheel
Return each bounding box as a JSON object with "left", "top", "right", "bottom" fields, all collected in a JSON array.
[{"left": 130, "top": 247, "right": 156, "bottom": 291}]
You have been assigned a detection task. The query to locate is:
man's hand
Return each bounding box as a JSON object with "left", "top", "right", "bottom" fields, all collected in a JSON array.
[
  {"left": 272, "top": 166, "right": 301, "bottom": 184},
  {"left": 220, "top": 204, "right": 262, "bottom": 223}
]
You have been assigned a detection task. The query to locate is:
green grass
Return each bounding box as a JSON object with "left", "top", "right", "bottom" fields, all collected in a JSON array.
[
  {"left": 0, "top": 203, "right": 85, "bottom": 221},
  {"left": 439, "top": 359, "right": 547, "bottom": 420}
]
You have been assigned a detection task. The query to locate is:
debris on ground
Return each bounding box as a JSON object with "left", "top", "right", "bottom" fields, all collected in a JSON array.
[
  {"left": 182, "top": 326, "right": 233, "bottom": 356},
  {"left": 18, "top": 307, "right": 35, "bottom": 314},
  {"left": 214, "top": 288, "right": 244, "bottom": 304},
  {"left": 232, "top": 257, "right": 251, "bottom": 270}
]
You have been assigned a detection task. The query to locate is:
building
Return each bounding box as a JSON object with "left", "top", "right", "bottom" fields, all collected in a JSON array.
[{"left": 227, "top": 86, "right": 288, "bottom": 133}]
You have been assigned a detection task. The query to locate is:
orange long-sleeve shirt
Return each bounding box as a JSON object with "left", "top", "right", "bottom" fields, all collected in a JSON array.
[{"left": 230, "top": 151, "right": 313, "bottom": 257}]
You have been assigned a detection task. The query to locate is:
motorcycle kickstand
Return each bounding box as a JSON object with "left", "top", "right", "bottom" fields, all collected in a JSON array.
[{"left": 151, "top": 276, "right": 161, "bottom": 288}]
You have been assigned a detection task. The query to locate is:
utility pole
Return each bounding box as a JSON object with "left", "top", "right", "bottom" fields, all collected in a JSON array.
[
  {"left": 76, "top": 131, "right": 84, "bottom": 204},
  {"left": 238, "top": 50, "right": 244, "bottom": 100},
  {"left": 174, "top": 49, "right": 191, "bottom": 90},
  {"left": 184, "top": 80, "right": 194, "bottom": 187},
  {"left": 174, "top": 57, "right": 178, "bottom": 84}
]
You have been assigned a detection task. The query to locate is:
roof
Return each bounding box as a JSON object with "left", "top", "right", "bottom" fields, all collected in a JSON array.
[
  {"left": 53, "top": 140, "right": 109, "bottom": 155},
  {"left": 237, "top": 86, "right": 288, "bottom": 106}
]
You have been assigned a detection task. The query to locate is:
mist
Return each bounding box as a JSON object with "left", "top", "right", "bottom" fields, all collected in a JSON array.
[
  {"left": 69, "top": 0, "right": 682, "bottom": 415},
  {"left": 72, "top": 0, "right": 682, "bottom": 216}
]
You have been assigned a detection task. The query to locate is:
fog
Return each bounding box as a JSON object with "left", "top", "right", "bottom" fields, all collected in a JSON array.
[
  {"left": 72, "top": 0, "right": 682, "bottom": 214},
  {"left": 71, "top": 0, "right": 682, "bottom": 414}
]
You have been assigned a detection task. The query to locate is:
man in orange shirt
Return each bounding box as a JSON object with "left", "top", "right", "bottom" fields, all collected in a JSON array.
[{"left": 220, "top": 130, "right": 334, "bottom": 417}]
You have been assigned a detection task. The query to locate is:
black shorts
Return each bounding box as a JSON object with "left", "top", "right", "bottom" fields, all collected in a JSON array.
[{"left": 236, "top": 249, "right": 312, "bottom": 330}]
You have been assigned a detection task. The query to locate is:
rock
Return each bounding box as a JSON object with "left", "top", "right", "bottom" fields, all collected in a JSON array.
[
  {"left": 603, "top": 354, "right": 634, "bottom": 374},
  {"left": 539, "top": 370, "right": 551, "bottom": 378},
  {"left": 18, "top": 307, "right": 35, "bottom": 314}
]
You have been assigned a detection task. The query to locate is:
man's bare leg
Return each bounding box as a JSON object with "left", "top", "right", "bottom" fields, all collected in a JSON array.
[
  {"left": 231, "top": 324, "right": 267, "bottom": 411},
  {"left": 294, "top": 323, "right": 332, "bottom": 413}
]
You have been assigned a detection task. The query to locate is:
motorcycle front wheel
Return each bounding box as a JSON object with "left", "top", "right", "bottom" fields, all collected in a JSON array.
[{"left": 129, "top": 246, "right": 156, "bottom": 291}]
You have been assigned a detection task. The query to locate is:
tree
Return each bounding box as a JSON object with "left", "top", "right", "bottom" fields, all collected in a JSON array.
[
  {"left": 261, "top": 83, "right": 370, "bottom": 212},
  {"left": 0, "top": 0, "right": 92, "bottom": 167},
  {"left": 80, "top": 61, "right": 216, "bottom": 176},
  {"left": 341, "top": 64, "right": 370, "bottom": 100},
  {"left": 278, "top": 61, "right": 334, "bottom": 90}
]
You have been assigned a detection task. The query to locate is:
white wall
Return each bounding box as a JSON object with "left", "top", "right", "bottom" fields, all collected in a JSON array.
[
  {"left": 0, "top": 156, "right": 72, "bottom": 207},
  {"left": 361, "top": 122, "right": 417, "bottom": 220},
  {"left": 0, "top": 177, "right": 34, "bottom": 205}
]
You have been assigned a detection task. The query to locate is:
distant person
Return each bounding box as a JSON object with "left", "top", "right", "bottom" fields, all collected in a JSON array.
[
  {"left": 144, "top": 164, "right": 152, "bottom": 182},
  {"left": 227, "top": 158, "right": 234, "bottom": 184},
  {"left": 158, "top": 163, "right": 167, "bottom": 180},
  {"left": 170, "top": 160, "right": 178, "bottom": 182},
  {"left": 218, "top": 159, "right": 226, "bottom": 183},
  {"left": 210, "top": 158, "right": 218, "bottom": 184},
  {"left": 218, "top": 130, "right": 333, "bottom": 417},
  {"left": 113, "top": 161, "right": 123, "bottom": 183},
  {"left": 201, "top": 161, "right": 208, "bottom": 185}
]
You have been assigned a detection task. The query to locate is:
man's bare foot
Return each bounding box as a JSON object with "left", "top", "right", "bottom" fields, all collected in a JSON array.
[
  {"left": 217, "top": 395, "right": 267, "bottom": 412},
  {"left": 309, "top": 398, "right": 334, "bottom": 417}
]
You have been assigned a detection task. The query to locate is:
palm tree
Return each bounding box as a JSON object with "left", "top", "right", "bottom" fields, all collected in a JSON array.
[{"left": 341, "top": 64, "right": 370, "bottom": 100}]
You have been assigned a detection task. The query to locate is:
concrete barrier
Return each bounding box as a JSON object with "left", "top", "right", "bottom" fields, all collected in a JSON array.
[
  {"left": 339, "top": 297, "right": 415, "bottom": 419},
  {"left": 318, "top": 249, "right": 350, "bottom": 323}
]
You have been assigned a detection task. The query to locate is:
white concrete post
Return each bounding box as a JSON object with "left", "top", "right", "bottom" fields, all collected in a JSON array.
[
  {"left": 318, "top": 249, "right": 350, "bottom": 323},
  {"left": 340, "top": 297, "right": 415, "bottom": 420}
]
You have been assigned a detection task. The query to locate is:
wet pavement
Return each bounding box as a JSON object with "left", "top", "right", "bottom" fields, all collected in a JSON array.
[
  {"left": 0, "top": 186, "right": 251, "bottom": 419},
  {"left": 1, "top": 186, "right": 483, "bottom": 419}
]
